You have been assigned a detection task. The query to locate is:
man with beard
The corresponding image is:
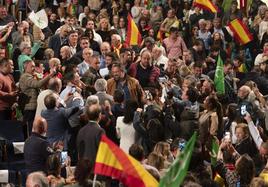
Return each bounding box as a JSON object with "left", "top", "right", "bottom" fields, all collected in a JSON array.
[
  {"left": 198, "top": 78, "right": 215, "bottom": 103},
  {"left": 107, "top": 63, "right": 143, "bottom": 104}
]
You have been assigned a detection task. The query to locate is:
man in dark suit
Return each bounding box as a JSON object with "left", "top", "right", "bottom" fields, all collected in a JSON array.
[
  {"left": 77, "top": 96, "right": 104, "bottom": 160},
  {"left": 48, "top": 25, "right": 70, "bottom": 58}
]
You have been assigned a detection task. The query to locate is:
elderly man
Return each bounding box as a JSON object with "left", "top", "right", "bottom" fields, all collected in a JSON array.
[
  {"left": 111, "top": 34, "right": 123, "bottom": 57},
  {"left": 100, "top": 42, "right": 111, "bottom": 69},
  {"left": 18, "top": 41, "right": 32, "bottom": 73},
  {"left": 77, "top": 48, "right": 93, "bottom": 76},
  {"left": 94, "top": 78, "right": 113, "bottom": 106},
  {"left": 82, "top": 54, "right": 102, "bottom": 96},
  {"left": 12, "top": 21, "right": 33, "bottom": 50},
  {"left": 24, "top": 117, "right": 53, "bottom": 174},
  {"left": 19, "top": 60, "right": 54, "bottom": 136},
  {"left": 0, "top": 58, "right": 17, "bottom": 120},
  {"left": 26, "top": 172, "right": 49, "bottom": 187},
  {"left": 77, "top": 95, "right": 104, "bottom": 160}
]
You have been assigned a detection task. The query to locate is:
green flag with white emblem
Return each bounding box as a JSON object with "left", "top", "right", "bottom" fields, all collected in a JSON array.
[
  {"left": 159, "top": 132, "right": 197, "bottom": 187},
  {"left": 214, "top": 55, "right": 225, "bottom": 94}
]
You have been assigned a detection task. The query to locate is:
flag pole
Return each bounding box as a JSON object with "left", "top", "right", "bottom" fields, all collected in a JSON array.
[{"left": 92, "top": 174, "right": 97, "bottom": 187}]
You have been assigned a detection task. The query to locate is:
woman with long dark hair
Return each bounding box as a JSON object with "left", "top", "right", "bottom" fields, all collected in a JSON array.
[
  {"left": 199, "top": 95, "right": 223, "bottom": 145},
  {"left": 116, "top": 100, "right": 139, "bottom": 152}
]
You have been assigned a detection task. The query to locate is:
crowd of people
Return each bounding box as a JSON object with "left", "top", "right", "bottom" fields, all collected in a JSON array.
[{"left": 1, "top": 0, "right": 268, "bottom": 186}]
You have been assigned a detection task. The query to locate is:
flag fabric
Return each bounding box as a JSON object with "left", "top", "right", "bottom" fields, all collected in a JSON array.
[
  {"left": 214, "top": 55, "right": 225, "bottom": 94},
  {"left": 28, "top": 9, "right": 48, "bottom": 29},
  {"left": 228, "top": 19, "right": 253, "bottom": 45},
  {"left": 210, "top": 137, "right": 219, "bottom": 167},
  {"left": 157, "top": 30, "right": 163, "bottom": 42},
  {"left": 222, "top": 0, "right": 233, "bottom": 13},
  {"left": 159, "top": 132, "right": 197, "bottom": 187},
  {"left": 94, "top": 135, "right": 158, "bottom": 187},
  {"left": 193, "top": 0, "right": 218, "bottom": 13},
  {"left": 125, "top": 14, "right": 142, "bottom": 46}
]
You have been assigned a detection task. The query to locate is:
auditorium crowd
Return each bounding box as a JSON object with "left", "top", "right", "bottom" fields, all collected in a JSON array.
[{"left": 2, "top": 0, "right": 268, "bottom": 186}]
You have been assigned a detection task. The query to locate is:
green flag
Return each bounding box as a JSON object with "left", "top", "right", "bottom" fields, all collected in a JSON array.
[
  {"left": 214, "top": 55, "right": 225, "bottom": 94},
  {"left": 210, "top": 137, "right": 219, "bottom": 167},
  {"left": 7, "top": 43, "right": 13, "bottom": 59},
  {"left": 222, "top": 0, "right": 233, "bottom": 13},
  {"left": 159, "top": 132, "right": 197, "bottom": 187}
]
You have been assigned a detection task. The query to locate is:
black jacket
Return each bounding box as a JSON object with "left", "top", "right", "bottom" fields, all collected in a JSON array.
[
  {"left": 24, "top": 132, "right": 53, "bottom": 174},
  {"left": 76, "top": 121, "right": 105, "bottom": 161}
]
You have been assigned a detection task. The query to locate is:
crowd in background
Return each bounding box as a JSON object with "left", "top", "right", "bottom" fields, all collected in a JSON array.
[{"left": 2, "top": 0, "right": 268, "bottom": 186}]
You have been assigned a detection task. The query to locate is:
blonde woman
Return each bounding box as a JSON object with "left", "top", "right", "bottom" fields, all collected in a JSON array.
[{"left": 97, "top": 17, "right": 111, "bottom": 42}]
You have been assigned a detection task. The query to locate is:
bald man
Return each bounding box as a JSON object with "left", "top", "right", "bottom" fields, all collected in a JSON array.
[
  {"left": 24, "top": 117, "right": 53, "bottom": 174},
  {"left": 26, "top": 172, "right": 49, "bottom": 187}
]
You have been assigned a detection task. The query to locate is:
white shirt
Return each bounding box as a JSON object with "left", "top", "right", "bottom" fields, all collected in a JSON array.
[
  {"left": 78, "top": 13, "right": 86, "bottom": 26},
  {"left": 35, "top": 89, "right": 53, "bottom": 118},
  {"left": 155, "top": 54, "right": 169, "bottom": 69},
  {"left": 254, "top": 53, "right": 268, "bottom": 66},
  {"left": 116, "top": 116, "right": 136, "bottom": 153},
  {"left": 93, "top": 30, "right": 103, "bottom": 45}
]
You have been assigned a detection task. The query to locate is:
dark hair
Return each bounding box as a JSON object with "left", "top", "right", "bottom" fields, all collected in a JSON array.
[
  {"left": 112, "top": 63, "right": 126, "bottom": 72},
  {"left": 147, "top": 119, "right": 164, "bottom": 144},
  {"left": 129, "top": 144, "right": 144, "bottom": 161},
  {"left": 113, "top": 89, "right": 124, "bottom": 103},
  {"left": 0, "top": 57, "right": 9, "bottom": 66},
  {"left": 236, "top": 154, "right": 255, "bottom": 185},
  {"left": 106, "top": 52, "right": 118, "bottom": 61},
  {"left": 84, "top": 29, "right": 94, "bottom": 40},
  {"left": 64, "top": 64, "right": 77, "bottom": 75},
  {"left": 222, "top": 148, "right": 235, "bottom": 164},
  {"left": 226, "top": 103, "right": 238, "bottom": 121},
  {"left": 186, "top": 86, "right": 199, "bottom": 103},
  {"left": 47, "top": 153, "right": 61, "bottom": 176},
  {"left": 44, "top": 93, "right": 57, "bottom": 109},
  {"left": 74, "top": 159, "right": 93, "bottom": 187},
  {"left": 123, "top": 100, "right": 138, "bottom": 124},
  {"left": 193, "top": 61, "right": 203, "bottom": 68}
]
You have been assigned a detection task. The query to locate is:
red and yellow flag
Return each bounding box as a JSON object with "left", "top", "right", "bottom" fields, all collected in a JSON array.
[
  {"left": 125, "top": 14, "right": 142, "bottom": 46},
  {"left": 193, "top": 0, "right": 218, "bottom": 13},
  {"left": 94, "top": 135, "right": 158, "bottom": 187},
  {"left": 228, "top": 19, "right": 253, "bottom": 45},
  {"left": 157, "top": 30, "right": 163, "bottom": 42}
]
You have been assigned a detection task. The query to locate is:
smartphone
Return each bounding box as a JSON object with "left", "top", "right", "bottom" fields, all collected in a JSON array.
[
  {"left": 71, "top": 87, "right": 76, "bottom": 94},
  {"left": 159, "top": 77, "right": 167, "bottom": 83},
  {"left": 61, "top": 151, "right": 68, "bottom": 165},
  {"left": 240, "top": 105, "right": 247, "bottom": 116}
]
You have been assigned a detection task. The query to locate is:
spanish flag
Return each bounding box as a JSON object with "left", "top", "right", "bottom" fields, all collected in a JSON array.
[
  {"left": 193, "top": 0, "right": 218, "bottom": 13},
  {"left": 228, "top": 19, "right": 253, "bottom": 45},
  {"left": 125, "top": 14, "right": 142, "bottom": 46},
  {"left": 94, "top": 135, "right": 158, "bottom": 187}
]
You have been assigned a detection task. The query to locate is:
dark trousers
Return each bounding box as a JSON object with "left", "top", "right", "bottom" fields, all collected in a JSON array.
[
  {"left": 23, "top": 110, "right": 36, "bottom": 138},
  {"left": 0, "top": 110, "right": 12, "bottom": 120}
]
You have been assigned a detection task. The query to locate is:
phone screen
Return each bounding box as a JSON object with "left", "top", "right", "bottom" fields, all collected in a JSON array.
[
  {"left": 71, "top": 87, "right": 76, "bottom": 94},
  {"left": 61, "top": 151, "right": 68, "bottom": 165},
  {"left": 240, "top": 105, "right": 247, "bottom": 116}
]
